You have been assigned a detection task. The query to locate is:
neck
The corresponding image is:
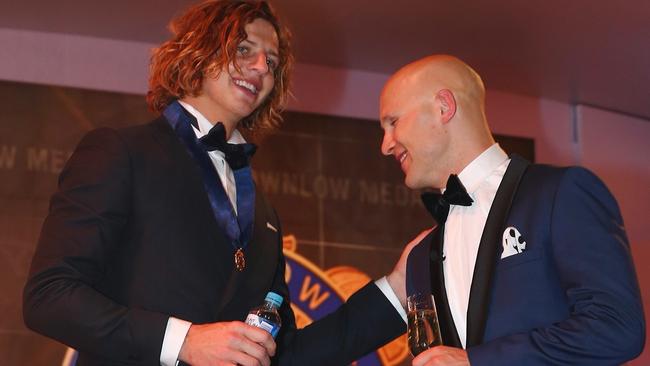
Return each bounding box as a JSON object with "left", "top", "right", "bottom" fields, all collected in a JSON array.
[
  {"left": 440, "top": 131, "right": 494, "bottom": 188},
  {"left": 456, "top": 142, "right": 492, "bottom": 172}
]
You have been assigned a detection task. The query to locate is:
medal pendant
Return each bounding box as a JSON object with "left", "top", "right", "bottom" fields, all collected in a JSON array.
[{"left": 234, "top": 248, "right": 245, "bottom": 271}]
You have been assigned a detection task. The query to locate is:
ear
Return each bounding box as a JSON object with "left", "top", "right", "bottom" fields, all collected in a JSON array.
[{"left": 435, "top": 89, "right": 456, "bottom": 124}]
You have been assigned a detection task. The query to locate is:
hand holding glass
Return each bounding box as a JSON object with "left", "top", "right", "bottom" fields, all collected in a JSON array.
[{"left": 407, "top": 293, "right": 443, "bottom": 356}]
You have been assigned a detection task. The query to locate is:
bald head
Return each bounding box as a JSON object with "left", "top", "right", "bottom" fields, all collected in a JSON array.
[
  {"left": 383, "top": 55, "right": 486, "bottom": 118},
  {"left": 379, "top": 55, "right": 495, "bottom": 189}
]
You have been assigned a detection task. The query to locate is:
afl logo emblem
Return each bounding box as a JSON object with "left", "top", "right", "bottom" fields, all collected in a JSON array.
[{"left": 283, "top": 235, "right": 408, "bottom": 366}]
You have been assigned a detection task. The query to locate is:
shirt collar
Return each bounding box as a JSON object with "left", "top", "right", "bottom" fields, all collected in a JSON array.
[
  {"left": 177, "top": 100, "right": 246, "bottom": 144},
  {"left": 457, "top": 143, "right": 509, "bottom": 194}
]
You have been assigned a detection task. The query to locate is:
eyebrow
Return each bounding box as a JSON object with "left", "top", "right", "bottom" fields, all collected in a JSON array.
[{"left": 242, "top": 39, "right": 279, "bottom": 59}]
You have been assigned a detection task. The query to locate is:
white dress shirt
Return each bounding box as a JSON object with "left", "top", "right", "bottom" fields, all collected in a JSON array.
[
  {"left": 443, "top": 143, "right": 510, "bottom": 348},
  {"left": 159, "top": 102, "right": 406, "bottom": 365}
]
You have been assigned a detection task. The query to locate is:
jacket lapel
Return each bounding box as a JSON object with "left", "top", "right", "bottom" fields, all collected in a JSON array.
[
  {"left": 405, "top": 225, "right": 463, "bottom": 347},
  {"left": 150, "top": 117, "right": 233, "bottom": 274},
  {"left": 466, "top": 155, "right": 529, "bottom": 347},
  {"left": 430, "top": 225, "right": 463, "bottom": 348},
  {"left": 406, "top": 230, "right": 435, "bottom": 297}
]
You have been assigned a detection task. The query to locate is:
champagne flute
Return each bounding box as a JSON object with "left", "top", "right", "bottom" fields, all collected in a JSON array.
[{"left": 407, "top": 293, "right": 443, "bottom": 356}]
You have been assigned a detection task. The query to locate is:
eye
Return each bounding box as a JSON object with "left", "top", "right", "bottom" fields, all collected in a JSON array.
[
  {"left": 237, "top": 45, "right": 249, "bottom": 55},
  {"left": 381, "top": 118, "right": 397, "bottom": 130},
  {"left": 266, "top": 57, "right": 277, "bottom": 70}
]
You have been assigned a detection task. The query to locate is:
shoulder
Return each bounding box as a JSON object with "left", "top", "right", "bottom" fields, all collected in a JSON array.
[
  {"left": 557, "top": 166, "right": 620, "bottom": 216},
  {"left": 113, "top": 116, "right": 170, "bottom": 143},
  {"left": 525, "top": 163, "right": 613, "bottom": 199},
  {"left": 524, "top": 163, "right": 622, "bottom": 222},
  {"left": 522, "top": 162, "right": 606, "bottom": 192},
  {"left": 74, "top": 116, "right": 170, "bottom": 154},
  {"left": 76, "top": 116, "right": 165, "bottom": 144},
  {"left": 514, "top": 160, "right": 618, "bottom": 211},
  {"left": 65, "top": 116, "right": 168, "bottom": 174}
]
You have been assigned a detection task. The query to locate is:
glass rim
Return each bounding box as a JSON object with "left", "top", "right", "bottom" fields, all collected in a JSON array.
[{"left": 406, "top": 292, "right": 436, "bottom": 312}]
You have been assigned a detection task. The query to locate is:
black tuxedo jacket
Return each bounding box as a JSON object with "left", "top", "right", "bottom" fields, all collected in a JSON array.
[{"left": 24, "top": 116, "right": 404, "bottom": 365}]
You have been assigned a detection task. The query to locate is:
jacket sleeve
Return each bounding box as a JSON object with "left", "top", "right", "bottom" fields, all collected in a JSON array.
[
  {"left": 468, "top": 167, "right": 645, "bottom": 365},
  {"left": 23, "top": 128, "right": 168, "bottom": 365},
  {"left": 266, "top": 212, "right": 406, "bottom": 366}
]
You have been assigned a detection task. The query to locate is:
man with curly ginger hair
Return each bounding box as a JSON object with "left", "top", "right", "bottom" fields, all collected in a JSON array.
[{"left": 23, "top": 1, "right": 409, "bottom": 365}]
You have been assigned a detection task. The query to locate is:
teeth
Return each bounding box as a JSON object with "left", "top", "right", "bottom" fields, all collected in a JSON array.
[
  {"left": 399, "top": 152, "right": 407, "bottom": 163},
  {"left": 234, "top": 79, "right": 257, "bottom": 94}
]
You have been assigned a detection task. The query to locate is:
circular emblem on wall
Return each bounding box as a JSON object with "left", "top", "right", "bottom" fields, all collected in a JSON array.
[{"left": 283, "top": 235, "right": 408, "bottom": 366}]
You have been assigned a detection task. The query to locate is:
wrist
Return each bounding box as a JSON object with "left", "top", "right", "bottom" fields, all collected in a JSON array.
[
  {"left": 386, "top": 272, "right": 406, "bottom": 308},
  {"left": 177, "top": 324, "right": 196, "bottom": 364}
]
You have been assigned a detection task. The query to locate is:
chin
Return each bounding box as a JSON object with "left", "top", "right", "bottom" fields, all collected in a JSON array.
[
  {"left": 405, "top": 172, "right": 435, "bottom": 190},
  {"left": 403, "top": 175, "right": 421, "bottom": 190}
]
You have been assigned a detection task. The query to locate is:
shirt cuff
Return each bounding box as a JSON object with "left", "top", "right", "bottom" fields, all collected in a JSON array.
[
  {"left": 375, "top": 276, "right": 407, "bottom": 323},
  {"left": 160, "top": 317, "right": 192, "bottom": 366}
]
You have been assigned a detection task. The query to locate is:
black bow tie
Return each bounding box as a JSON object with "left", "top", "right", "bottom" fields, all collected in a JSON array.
[
  {"left": 421, "top": 174, "right": 473, "bottom": 225},
  {"left": 198, "top": 122, "right": 257, "bottom": 170}
]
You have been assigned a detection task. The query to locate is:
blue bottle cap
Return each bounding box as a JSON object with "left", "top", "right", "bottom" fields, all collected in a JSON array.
[{"left": 265, "top": 292, "right": 283, "bottom": 308}]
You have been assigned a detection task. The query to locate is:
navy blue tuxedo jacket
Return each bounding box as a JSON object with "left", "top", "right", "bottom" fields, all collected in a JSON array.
[
  {"left": 406, "top": 155, "right": 644, "bottom": 365},
  {"left": 24, "top": 114, "right": 404, "bottom": 365}
]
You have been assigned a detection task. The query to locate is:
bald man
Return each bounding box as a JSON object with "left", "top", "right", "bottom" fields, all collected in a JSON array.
[{"left": 381, "top": 55, "right": 645, "bottom": 365}]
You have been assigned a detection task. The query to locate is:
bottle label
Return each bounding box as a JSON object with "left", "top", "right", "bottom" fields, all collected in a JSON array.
[{"left": 245, "top": 314, "right": 280, "bottom": 338}]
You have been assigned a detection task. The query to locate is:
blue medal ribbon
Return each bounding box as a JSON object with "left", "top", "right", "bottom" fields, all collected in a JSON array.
[{"left": 163, "top": 101, "right": 255, "bottom": 268}]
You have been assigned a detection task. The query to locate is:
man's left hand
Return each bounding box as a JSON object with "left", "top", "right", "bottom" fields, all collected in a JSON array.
[
  {"left": 386, "top": 228, "right": 433, "bottom": 308},
  {"left": 412, "top": 346, "right": 470, "bottom": 366}
]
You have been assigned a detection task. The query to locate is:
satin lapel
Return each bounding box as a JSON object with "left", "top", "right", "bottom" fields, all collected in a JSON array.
[
  {"left": 149, "top": 117, "right": 224, "bottom": 231},
  {"left": 405, "top": 225, "right": 462, "bottom": 346},
  {"left": 466, "top": 155, "right": 530, "bottom": 347},
  {"left": 162, "top": 103, "right": 241, "bottom": 243},
  {"left": 234, "top": 166, "right": 255, "bottom": 249},
  {"left": 430, "top": 225, "right": 463, "bottom": 348}
]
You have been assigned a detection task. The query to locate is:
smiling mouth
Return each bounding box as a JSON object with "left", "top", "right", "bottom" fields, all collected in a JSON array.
[
  {"left": 233, "top": 78, "right": 258, "bottom": 95},
  {"left": 397, "top": 151, "right": 408, "bottom": 164}
]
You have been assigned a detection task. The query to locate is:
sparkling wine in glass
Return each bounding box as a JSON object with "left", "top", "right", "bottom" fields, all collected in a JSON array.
[{"left": 407, "top": 293, "right": 443, "bottom": 356}]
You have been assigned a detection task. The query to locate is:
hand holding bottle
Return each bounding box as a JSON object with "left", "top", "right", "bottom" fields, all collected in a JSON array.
[
  {"left": 178, "top": 321, "right": 275, "bottom": 366},
  {"left": 246, "top": 292, "right": 283, "bottom": 339}
]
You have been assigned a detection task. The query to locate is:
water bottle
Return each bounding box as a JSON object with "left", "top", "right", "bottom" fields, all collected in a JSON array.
[{"left": 245, "top": 291, "right": 283, "bottom": 339}]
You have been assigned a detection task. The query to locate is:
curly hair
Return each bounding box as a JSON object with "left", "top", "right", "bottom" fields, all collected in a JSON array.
[{"left": 147, "top": 0, "right": 293, "bottom": 130}]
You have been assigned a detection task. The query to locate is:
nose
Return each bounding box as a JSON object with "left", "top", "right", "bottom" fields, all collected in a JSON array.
[
  {"left": 248, "top": 52, "right": 270, "bottom": 74},
  {"left": 381, "top": 131, "right": 394, "bottom": 156}
]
